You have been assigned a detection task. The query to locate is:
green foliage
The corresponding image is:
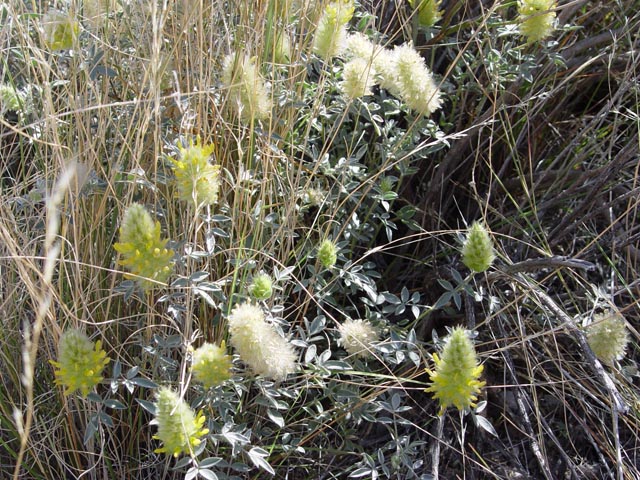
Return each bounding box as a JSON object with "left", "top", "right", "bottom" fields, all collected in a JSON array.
[{"left": 1, "top": 0, "right": 639, "bottom": 478}]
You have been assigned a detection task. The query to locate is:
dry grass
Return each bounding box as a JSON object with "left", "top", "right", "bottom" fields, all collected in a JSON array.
[{"left": 1, "top": 0, "right": 639, "bottom": 478}]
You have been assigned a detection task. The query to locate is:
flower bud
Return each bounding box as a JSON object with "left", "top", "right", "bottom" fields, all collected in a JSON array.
[
  {"left": 191, "top": 342, "right": 232, "bottom": 388},
  {"left": 586, "top": 311, "right": 629, "bottom": 366},
  {"left": 249, "top": 273, "right": 273, "bottom": 301},
  {"left": 317, "top": 239, "right": 338, "bottom": 269},
  {"left": 462, "top": 222, "right": 495, "bottom": 273},
  {"left": 408, "top": 0, "right": 442, "bottom": 28}
]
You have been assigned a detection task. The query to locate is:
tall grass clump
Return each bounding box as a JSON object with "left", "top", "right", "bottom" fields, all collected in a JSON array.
[{"left": 1, "top": 0, "right": 639, "bottom": 478}]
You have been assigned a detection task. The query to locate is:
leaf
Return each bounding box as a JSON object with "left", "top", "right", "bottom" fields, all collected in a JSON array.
[
  {"left": 198, "top": 469, "right": 219, "bottom": 480},
  {"left": 185, "top": 467, "right": 198, "bottom": 480},
  {"left": 129, "top": 377, "right": 158, "bottom": 389},
  {"left": 349, "top": 467, "right": 374, "bottom": 478},
  {"left": 247, "top": 447, "right": 275, "bottom": 475},
  {"left": 190, "top": 271, "right": 210, "bottom": 283},
  {"left": 323, "top": 360, "right": 352, "bottom": 371},
  {"left": 433, "top": 291, "right": 452, "bottom": 310},
  {"left": 199, "top": 457, "right": 223, "bottom": 469},
  {"left": 135, "top": 398, "right": 156, "bottom": 415},
  {"left": 103, "top": 399, "right": 126, "bottom": 410},
  {"left": 304, "top": 344, "right": 317, "bottom": 364},
  {"left": 267, "top": 409, "right": 285, "bottom": 428},
  {"left": 475, "top": 414, "right": 498, "bottom": 437},
  {"left": 308, "top": 316, "right": 326, "bottom": 335}
]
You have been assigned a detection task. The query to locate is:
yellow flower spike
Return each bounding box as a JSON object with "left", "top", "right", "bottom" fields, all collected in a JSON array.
[
  {"left": 50, "top": 329, "right": 110, "bottom": 397},
  {"left": 518, "top": 0, "right": 556, "bottom": 43},
  {"left": 153, "top": 387, "right": 209, "bottom": 457},
  {"left": 113, "top": 203, "right": 175, "bottom": 291},
  {"left": 312, "top": 0, "right": 354, "bottom": 60},
  {"left": 408, "top": 0, "right": 442, "bottom": 28},
  {"left": 42, "top": 11, "right": 79, "bottom": 51},
  {"left": 425, "top": 327, "right": 486, "bottom": 413},
  {"left": 170, "top": 138, "right": 221, "bottom": 208}
]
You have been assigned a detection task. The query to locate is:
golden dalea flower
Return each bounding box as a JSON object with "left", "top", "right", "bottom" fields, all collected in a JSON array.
[
  {"left": 228, "top": 302, "right": 297, "bottom": 381},
  {"left": 274, "top": 31, "right": 292, "bottom": 64},
  {"left": 42, "top": 11, "right": 79, "bottom": 51},
  {"left": 344, "top": 32, "right": 378, "bottom": 61},
  {"left": 388, "top": 44, "right": 442, "bottom": 116},
  {"left": 0, "top": 84, "right": 22, "bottom": 113},
  {"left": 518, "top": 0, "right": 556, "bottom": 43},
  {"left": 317, "top": 238, "right": 338, "bottom": 269},
  {"left": 338, "top": 318, "right": 379, "bottom": 358},
  {"left": 461, "top": 221, "right": 495, "bottom": 273},
  {"left": 153, "top": 387, "right": 209, "bottom": 457},
  {"left": 222, "top": 53, "right": 272, "bottom": 122},
  {"left": 249, "top": 273, "right": 274, "bottom": 301},
  {"left": 50, "top": 329, "right": 109, "bottom": 397},
  {"left": 169, "top": 138, "right": 221, "bottom": 208},
  {"left": 340, "top": 58, "right": 376, "bottom": 99},
  {"left": 113, "top": 203, "right": 175, "bottom": 290},
  {"left": 425, "top": 327, "right": 485, "bottom": 413},
  {"left": 408, "top": 0, "right": 442, "bottom": 28},
  {"left": 586, "top": 311, "right": 630, "bottom": 366},
  {"left": 312, "top": 0, "right": 354, "bottom": 60},
  {"left": 191, "top": 342, "right": 232, "bottom": 388}
]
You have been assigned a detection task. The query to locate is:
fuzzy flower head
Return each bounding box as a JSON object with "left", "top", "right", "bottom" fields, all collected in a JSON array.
[
  {"left": 169, "top": 138, "right": 221, "bottom": 208},
  {"left": 425, "top": 327, "right": 485, "bottom": 413},
  {"left": 191, "top": 342, "right": 232, "bottom": 388},
  {"left": 408, "top": 0, "right": 442, "bottom": 28},
  {"left": 586, "top": 311, "right": 630, "bottom": 366},
  {"left": 461, "top": 221, "right": 495, "bottom": 273},
  {"left": 249, "top": 273, "right": 274, "bottom": 301},
  {"left": 113, "top": 203, "right": 175, "bottom": 290},
  {"left": 344, "top": 32, "right": 378, "bottom": 61},
  {"left": 274, "top": 31, "right": 292, "bottom": 64},
  {"left": 518, "top": 0, "right": 556, "bottom": 43},
  {"left": 340, "top": 58, "right": 377, "bottom": 99},
  {"left": 312, "top": 0, "right": 354, "bottom": 60},
  {"left": 153, "top": 387, "right": 209, "bottom": 457},
  {"left": 42, "top": 11, "right": 79, "bottom": 50},
  {"left": 50, "top": 329, "right": 109, "bottom": 397},
  {"left": 222, "top": 53, "right": 272, "bottom": 122},
  {"left": 338, "top": 318, "right": 379, "bottom": 358},
  {"left": 317, "top": 238, "right": 338, "bottom": 269},
  {"left": 384, "top": 44, "right": 442, "bottom": 116},
  {"left": 228, "top": 302, "right": 297, "bottom": 381},
  {"left": 0, "top": 84, "right": 22, "bottom": 113}
]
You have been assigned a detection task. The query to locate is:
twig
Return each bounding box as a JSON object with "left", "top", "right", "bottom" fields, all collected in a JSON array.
[
  {"left": 431, "top": 413, "right": 445, "bottom": 480},
  {"left": 496, "top": 272, "right": 629, "bottom": 415},
  {"left": 495, "top": 317, "right": 555, "bottom": 480},
  {"left": 494, "top": 256, "right": 596, "bottom": 276}
]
